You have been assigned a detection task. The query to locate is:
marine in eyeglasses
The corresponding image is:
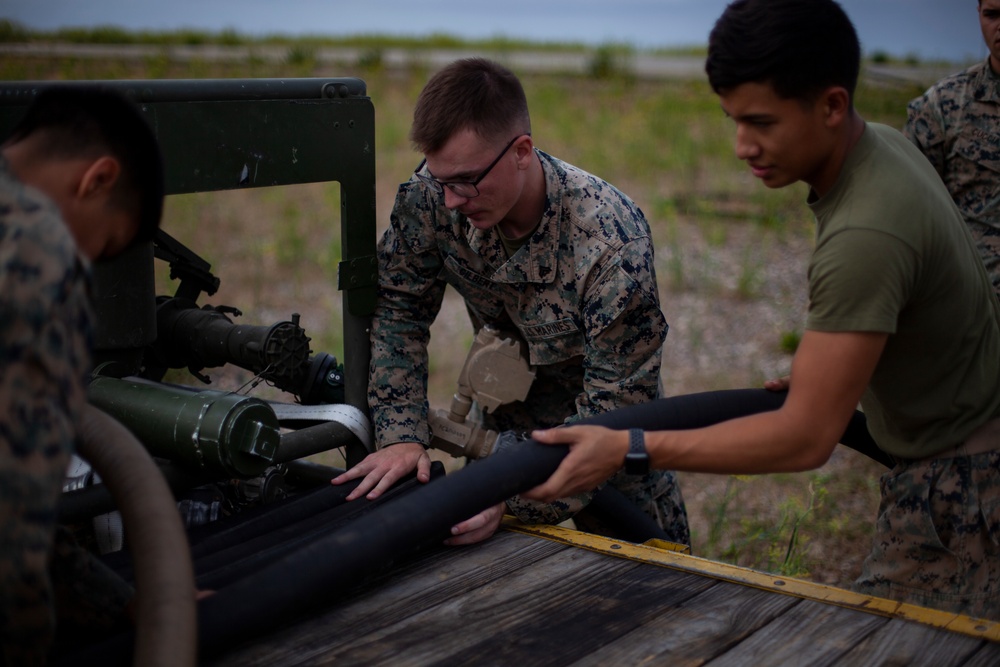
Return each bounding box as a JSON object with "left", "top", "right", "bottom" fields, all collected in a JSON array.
[{"left": 332, "top": 57, "right": 688, "bottom": 548}]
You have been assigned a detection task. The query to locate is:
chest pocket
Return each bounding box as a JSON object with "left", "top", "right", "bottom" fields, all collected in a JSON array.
[
  {"left": 442, "top": 255, "right": 507, "bottom": 321},
  {"left": 952, "top": 130, "right": 1000, "bottom": 174},
  {"left": 951, "top": 133, "right": 1000, "bottom": 224}
]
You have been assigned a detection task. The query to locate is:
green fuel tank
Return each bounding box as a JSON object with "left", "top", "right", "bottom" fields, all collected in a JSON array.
[{"left": 87, "top": 375, "right": 281, "bottom": 478}]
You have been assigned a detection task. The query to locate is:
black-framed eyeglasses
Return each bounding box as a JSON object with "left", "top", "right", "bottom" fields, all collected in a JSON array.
[{"left": 414, "top": 134, "right": 526, "bottom": 199}]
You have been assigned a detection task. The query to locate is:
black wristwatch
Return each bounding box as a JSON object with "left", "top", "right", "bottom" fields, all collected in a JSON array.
[{"left": 624, "top": 428, "right": 649, "bottom": 475}]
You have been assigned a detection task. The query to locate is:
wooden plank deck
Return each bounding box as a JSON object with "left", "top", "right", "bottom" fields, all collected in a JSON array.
[{"left": 206, "top": 522, "right": 1000, "bottom": 666}]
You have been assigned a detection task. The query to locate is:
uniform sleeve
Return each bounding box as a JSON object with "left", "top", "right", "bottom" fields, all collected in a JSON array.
[
  {"left": 367, "top": 182, "right": 448, "bottom": 448},
  {"left": 574, "top": 233, "right": 667, "bottom": 421},
  {"left": 903, "top": 87, "right": 947, "bottom": 179},
  {"left": 0, "top": 221, "right": 93, "bottom": 662}
]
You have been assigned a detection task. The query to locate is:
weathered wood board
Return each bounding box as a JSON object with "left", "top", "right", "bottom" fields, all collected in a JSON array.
[{"left": 207, "top": 526, "right": 1000, "bottom": 666}]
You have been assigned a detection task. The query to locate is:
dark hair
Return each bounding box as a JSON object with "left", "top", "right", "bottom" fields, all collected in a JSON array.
[
  {"left": 706, "top": 0, "right": 861, "bottom": 103},
  {"left": 5, "top": 85, "right": 165, "bottom": 245},
  {"left": 409, "top": 57, "right": 531, "bottom": 154}
]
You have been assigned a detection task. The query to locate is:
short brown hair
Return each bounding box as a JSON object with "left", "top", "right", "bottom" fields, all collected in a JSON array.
[{"left": 409, "top": 58, "right": 531, "bottom": 154}]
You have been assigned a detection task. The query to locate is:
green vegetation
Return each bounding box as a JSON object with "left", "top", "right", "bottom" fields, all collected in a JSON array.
[
  {"left": 0, "top": 29, "right": 928, "bottom": 587},
  {"left": 0, "top": 19, "right": 616, "bottom": 53},
  {"left": 779, "top": 330, "right": 802, "bottom": 354}
]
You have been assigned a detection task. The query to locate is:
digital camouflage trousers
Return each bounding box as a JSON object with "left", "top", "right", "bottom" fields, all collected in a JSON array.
[{"left": 854, "top": 434, "right": 1000, "bottom": 620}]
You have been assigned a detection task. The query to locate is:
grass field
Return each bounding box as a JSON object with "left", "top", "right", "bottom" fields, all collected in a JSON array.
[{"left": 0, "top": 34, "right": 948, "bottom": 588}]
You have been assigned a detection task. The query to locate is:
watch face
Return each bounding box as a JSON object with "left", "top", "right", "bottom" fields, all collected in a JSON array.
[{"left": 625, "top": 456, "right": 648, "bottom": 475}]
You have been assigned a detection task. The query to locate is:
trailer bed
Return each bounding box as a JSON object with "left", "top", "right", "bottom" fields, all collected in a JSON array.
[{"left": 206, "top": 521, "right": 1000, "bottom": 666}]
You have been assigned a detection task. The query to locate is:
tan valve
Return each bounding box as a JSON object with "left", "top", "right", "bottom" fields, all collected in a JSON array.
[{"left": 428, "top": 325, "right": 536, "bottom": 459}]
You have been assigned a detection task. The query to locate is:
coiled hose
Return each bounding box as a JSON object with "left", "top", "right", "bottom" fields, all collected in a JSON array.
[{"left": 76, "top": 404, "right": 197, "bottom": 667}]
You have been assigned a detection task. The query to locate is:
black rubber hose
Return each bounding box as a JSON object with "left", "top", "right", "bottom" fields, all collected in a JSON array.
[
  {"left": 194, "top": 438, "right": 567, "bottom": 658},
  {"left": 58, "top": 459, "right": 216, "bottom": 524},
  {"left": 193, "top": 387, "right": 887, "bottom": 656},
  {"left": 584, "top": 388, "right": 891, "bottom": 468},
  {"left": 569, "top": 388, "right": 887, "bottom": 543},
  {"left": 99, "top": 481, "right": 362, "bottom": 588},
  {"left": 76, "top": 405, "right": 197, "bottom": 667},
  {"left": 192, "top": 468, "right": 445, "bottom": 591},
  {"left": 576, "top": 485, "right": 670, "bottom": 543},
  {"left": 281, "top": 459, "right": 346, "bottom": 486},
  {"left": 81, "top": 387, "right": 889, "bottom": 661},
  {"left": 187, "top": 464, "right": 442, "bottom": 567}
]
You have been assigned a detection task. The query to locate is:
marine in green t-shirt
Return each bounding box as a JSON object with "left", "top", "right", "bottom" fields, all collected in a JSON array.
[
  {"left": 525, "top": 0, "right": 1000, "bottom": 620},
  {"left": 807, "top": 122, "right": 1000, "bottom": 459}
]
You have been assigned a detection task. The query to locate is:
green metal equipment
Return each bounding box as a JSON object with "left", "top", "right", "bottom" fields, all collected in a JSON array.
[{"left": 0, "top": 77, "right": 378, "bottom": 514}]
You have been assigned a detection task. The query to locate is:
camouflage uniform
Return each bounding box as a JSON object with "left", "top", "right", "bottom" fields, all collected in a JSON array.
[
  {"left": 854, "top": 441, "right": 1000, "bottom": 620},
  {"left": 369, "top": 149, "right": 689, "bottom": 544},
  {"left": 0, "top": 157, "right": 127, "bottom": 664},
  {"left": 904, "top": 59, "right": 1000, "bottom": 296}
]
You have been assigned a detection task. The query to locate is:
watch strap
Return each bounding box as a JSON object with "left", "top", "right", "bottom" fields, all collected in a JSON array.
[{"left": 624, "top": 428, "right": 649, "bottom": 475}]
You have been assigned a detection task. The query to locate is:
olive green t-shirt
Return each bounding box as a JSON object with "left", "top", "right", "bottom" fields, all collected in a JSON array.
[{"left": 807, "top": 123, "right": 1000, "bottom": 458}]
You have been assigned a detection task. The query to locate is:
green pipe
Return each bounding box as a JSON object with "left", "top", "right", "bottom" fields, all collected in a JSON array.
[{"left": 87, "top": 376, "right": 280, "bottom": 478}]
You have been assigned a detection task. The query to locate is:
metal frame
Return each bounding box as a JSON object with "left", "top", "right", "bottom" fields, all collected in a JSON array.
[{"left": 0, "top": 78, "right": 377, "bottom": 466}]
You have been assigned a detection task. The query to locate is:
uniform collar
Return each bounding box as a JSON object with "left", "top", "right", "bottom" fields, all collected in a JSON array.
[
  {"left": 973, "top": 58, "right": 1000, "bottom": 103},
  {"left": 471, "top": 149, "right": 560, "bottom": 285}
]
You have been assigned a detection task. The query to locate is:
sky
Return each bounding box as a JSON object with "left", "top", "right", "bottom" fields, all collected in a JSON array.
[{"left": 0, "top": 0, "right": 987, "bottom": 64}]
